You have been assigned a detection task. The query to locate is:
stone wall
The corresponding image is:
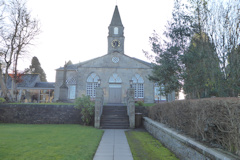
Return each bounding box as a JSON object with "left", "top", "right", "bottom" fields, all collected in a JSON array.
[
  {"left": 0, "top": 104, "right": 82, "bottom": 124},
  {"left": 143, "top": 117, "right": 240, "bottom": 160}
]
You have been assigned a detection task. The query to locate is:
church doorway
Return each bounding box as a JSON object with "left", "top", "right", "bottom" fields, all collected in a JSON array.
[
  {"left": 108, "top": 73, "right": 122, "bottom": 103},
  {"left": 109, "top": 84, "right": 122, "bottom": 103}
]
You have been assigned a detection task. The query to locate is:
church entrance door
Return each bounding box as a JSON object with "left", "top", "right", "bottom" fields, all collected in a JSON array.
[{"left": 109, "top": 84, "right": 122, "bottom": 103}]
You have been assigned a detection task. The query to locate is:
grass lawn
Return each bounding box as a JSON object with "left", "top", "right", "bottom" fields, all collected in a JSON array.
[
  {"left": 0, "top": 124, "right": 103, "bottom": 160},
  {"left": 126, "top": 130, "right": 179, "bottom": 160}
]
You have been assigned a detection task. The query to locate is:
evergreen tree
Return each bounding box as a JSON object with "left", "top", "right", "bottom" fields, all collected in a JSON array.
[
  {"left": 145, "top": 0, "right": 193, "bottom": 98},
  {"left": 182, "top": 33, "right": 223, "bottom": 98},
  {"left": 146, "top": 0, "right": 239, "bottom": 99},
  {"left": 148, "top": 30, "right": 183, "bottom": 97},
  {"left": 29, "top": 56, "right": 47, "bottom": 82},
  {"left": 226, "top": 46, "right": 240, "bottom": 96},
  {"left": 181, "top": 0, "right": 226, "bottom": 98}
]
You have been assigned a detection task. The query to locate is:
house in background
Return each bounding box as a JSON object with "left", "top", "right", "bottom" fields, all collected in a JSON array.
[{"left": 0, "top": 74, "right": 54, "bottom": 103}]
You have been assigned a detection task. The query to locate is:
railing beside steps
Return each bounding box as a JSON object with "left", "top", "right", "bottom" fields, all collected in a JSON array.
[
  {"left": 94, "top": 88, "right": 104, "bottom": 128},
  {"left": 127, "top": 88, "right": 135, "bottom": 129}
]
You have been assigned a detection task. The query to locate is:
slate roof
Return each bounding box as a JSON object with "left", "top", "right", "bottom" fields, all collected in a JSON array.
[
  {"left": 0, "top": 74, "right": 54, "bottom": 89},
  {"left": 34, "top": 82, "right": 55, "bottom": 89},
  {"left": 2, "top": 74, "right": 40, "bottom": 89}
]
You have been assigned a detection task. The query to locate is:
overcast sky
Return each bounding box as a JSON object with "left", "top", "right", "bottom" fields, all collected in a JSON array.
[{"left": 20, "top": 0, "right": 174, "bottom": 82}]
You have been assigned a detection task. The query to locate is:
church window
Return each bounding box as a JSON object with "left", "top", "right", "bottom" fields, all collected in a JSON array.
[
  {"left": 68, "top": 85, "right": 76, "bottom": 99},
  {"left": 112, "top": 57, "right": 119, "bottom": 63},
  {"left": 66, "top": 76, "right": 77, "bottom": 99},
  {"left": 86, "top": 73, "right": 100, "bottom": 97},
  {"left": 114, "top": 27, "right": 118, "bottom": 34},
  {"left": 132, "top": 74, "right": 144, "bottom": 98}
]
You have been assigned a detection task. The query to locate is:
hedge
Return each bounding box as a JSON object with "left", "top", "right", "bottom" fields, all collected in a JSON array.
[{"left": 149, "top": 98, "right": 240, "bottom": 156}]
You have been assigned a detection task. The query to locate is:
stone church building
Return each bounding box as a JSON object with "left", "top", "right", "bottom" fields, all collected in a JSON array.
[{"left": 54, "top": 6, "right": 166, "bottom": 103}]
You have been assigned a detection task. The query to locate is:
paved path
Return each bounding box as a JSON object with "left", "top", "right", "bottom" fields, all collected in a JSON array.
[{"left": 93, "top": 129, "right": 133, "bottom": 160}]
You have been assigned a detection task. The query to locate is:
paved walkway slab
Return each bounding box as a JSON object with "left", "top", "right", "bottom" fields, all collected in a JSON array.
[{"left": 93, "top": 129, "right": 133, "bottom": 160}]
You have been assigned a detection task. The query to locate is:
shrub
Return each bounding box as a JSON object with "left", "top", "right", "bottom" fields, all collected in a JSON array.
[
  {"left": 148, "top": 98, "right": 240, "bottom": 156},
  {"left": 0, "top": 97, "right": 6, "bottom": 104},
  {"left": 74, "top": 95, "right": 95, "bottom": 125},
  {"left": 136, "top": 101, "right": 144, "bottom": 106}
]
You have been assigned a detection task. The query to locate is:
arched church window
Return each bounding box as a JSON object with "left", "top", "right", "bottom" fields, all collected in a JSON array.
[
  {"left": 66, "top": 76, "right": 77, "bottom": 99},
  {"left": 114, "top": 27, "right": 118, "bottom": 34},
  {"left": 132, "top": 74, "right": 144, "bottom": 98},
  {"left": 86, "top": 73, "right": 100, "bottom": 97}
]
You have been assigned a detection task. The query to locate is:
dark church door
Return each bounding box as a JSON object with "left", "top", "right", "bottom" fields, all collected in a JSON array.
[{"left": 109, "top": 84, "right": 122, "bottom": 103}]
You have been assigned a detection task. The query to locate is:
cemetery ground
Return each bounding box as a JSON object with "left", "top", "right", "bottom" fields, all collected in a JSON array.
[{"left": 0, "top": 124, "right": 103, "bottom": 160}]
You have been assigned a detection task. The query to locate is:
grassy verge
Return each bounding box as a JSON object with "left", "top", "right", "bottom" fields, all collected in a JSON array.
[
  {"left": 0, "top": 124, "right": 103, "bottom": 160},
  {"left": 126, "top": 130, "right": 179, "bottom": 160}
]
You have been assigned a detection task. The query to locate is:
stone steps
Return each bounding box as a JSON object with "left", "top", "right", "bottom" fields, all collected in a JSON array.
[{"left": 100, "top": 105, "right": 130, "bottom": 129}]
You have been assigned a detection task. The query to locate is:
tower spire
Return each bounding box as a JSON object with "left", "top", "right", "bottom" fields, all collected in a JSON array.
[
  {"left": 108, "top": 5, "right": 125, "bottom": 54},
  {"left": 110, "top": 5, "right": 123, "bottom": 26}
]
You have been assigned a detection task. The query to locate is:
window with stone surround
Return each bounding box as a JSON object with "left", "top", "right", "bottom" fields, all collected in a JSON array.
[
  {"left": 86, "top": 73, "right": 100, "bottom": 98},
  {"left": 68, "top": 85, "right": 76, "bottom": 99},
  {"left": 132, "top": 74, "right": 144, "bottom": 98},
  {"left": 66, "top": 76, "right": 77, "bottom": 99}
]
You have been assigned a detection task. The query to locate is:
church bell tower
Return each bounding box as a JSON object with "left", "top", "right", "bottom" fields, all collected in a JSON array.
[{"left": 108, "top": 6, "right": 125, "bottom": 54}]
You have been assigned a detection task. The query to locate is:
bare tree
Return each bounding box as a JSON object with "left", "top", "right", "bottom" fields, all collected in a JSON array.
[
  {"left": 0, "top": 0, "right": 10, "bottom": 100},
  {"left": 206, "top": 0, "right": 240, "bottom": 76},
  {"left": 0, "top": 0, "right": 41, "bottom": 101}
]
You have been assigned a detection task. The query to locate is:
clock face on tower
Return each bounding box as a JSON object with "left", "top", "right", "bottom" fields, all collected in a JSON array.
[{"left": 111, "top": 39, "right": 120, "bottom": 48}]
